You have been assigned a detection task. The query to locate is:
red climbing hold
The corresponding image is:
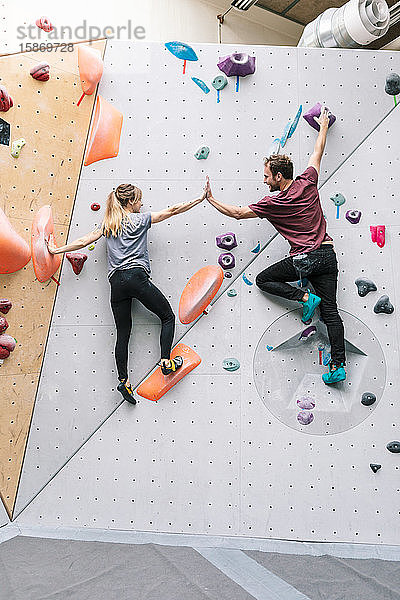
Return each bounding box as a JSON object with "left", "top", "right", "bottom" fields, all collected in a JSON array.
[
  {"left": 0, "top": 299, "right": 12, "bottom": 314},
  {"left": 66, "top": 252, "right": 87, "bottom": 275},
  {"left": 0, "top": 333, "right": 16, "bottom": 359},
  {"left": 35, "top": 17, "right": 53, "bottom": 32},
  {"left": 0, "top": 316, "right": 8, "bottom": 334},
  {"left": 0, "top": 85, "right": 13, "bottom": 112},
  {"left": 30, "top": 62, "right": 50, "bottom": 81},
  {"left": 91, "top": 203, "right": 100, "bottom": 211}
]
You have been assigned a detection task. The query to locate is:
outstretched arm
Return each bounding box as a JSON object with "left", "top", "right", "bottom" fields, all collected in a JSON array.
[
  {"left": 47, "top": 228, "right": 103, "bottom": 254},
  {"left": 307, "top": 107, "right": 330, "bottom": 175},
  {"left": 151, "top": 191, "right": 206, "bottom": 224},
  {"left": 205, "top": 176, "right": 257, "bottom": 220}
]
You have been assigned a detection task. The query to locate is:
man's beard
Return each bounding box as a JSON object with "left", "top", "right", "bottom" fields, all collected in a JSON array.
[{"left": 269, "top": 183, "right": 280, "bottom": 192}]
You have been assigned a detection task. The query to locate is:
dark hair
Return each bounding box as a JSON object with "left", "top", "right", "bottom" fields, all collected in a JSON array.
[{"left": 264, "top": 154, "right": 293, "bottom": 180}]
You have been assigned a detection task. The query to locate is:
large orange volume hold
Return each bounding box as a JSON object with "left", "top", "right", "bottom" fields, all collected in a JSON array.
[
  {"left": 84, "top": 96, "right": 123, "bottom": 166},
  {"left": 0, "top": 206, "right": 31, "bottom": 274},
  {"left": 78, "top": 45, "right": 104, "bottom": 96},
  {"left": 179, "top": 264, "right": 224, "bottom": 324},
  {"left": 137, "top": 343, "right": 201, "bottom": 402},
  {"left": 31, "top": 206, "right": 61, "bottom": 283}
]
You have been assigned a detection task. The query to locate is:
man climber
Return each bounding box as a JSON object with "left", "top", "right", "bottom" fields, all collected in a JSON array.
[{"left": 205, "top": 107, "right": 346, "bottom": 384}]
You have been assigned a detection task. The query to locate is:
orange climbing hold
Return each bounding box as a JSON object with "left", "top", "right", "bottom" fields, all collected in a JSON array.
[
  {"left": 179, "top": 265, "right": 224, "bottom": 324},
  {"left": 31, "top": 206, "right": 62, "bottom": 283},
  {"left": 137, "top": 343, "right": 201, "bottom": 402},
  {"left": 84, "top": 95, "right": 123, "bottom": 166},
  {"left": 77, "top": 45, "right": 103, "bottom": 105},
  {"left": 0, "top": 207, "right": 31, "bottom": 274}
]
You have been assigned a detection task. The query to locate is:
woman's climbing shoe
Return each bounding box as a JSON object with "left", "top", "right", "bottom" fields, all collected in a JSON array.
[
  {"left": 160, "top": 356, "right": 184, "bottom": 376},
  {"left": 301, "top": 290, "right": 321, "bottom": 323},
  {"left": 117, "top": 380, "right": 137, "bottom": 404},
  {"left": 322, "top": 363, "right": 346, "bottom": 385}
]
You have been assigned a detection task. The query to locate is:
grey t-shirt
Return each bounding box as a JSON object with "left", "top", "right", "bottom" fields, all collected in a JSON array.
[{"left": 103, "top": 212, "right": 152, "bottom": 280}]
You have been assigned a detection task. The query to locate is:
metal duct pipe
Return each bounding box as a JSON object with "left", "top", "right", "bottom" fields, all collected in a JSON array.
[{"left": 298, "top": 0, "right": 390, "bottom": 48}]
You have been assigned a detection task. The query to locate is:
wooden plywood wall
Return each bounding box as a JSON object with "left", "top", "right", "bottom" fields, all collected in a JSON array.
[{"left": 0, "top": 39, "right": 106, "bottom": 517}]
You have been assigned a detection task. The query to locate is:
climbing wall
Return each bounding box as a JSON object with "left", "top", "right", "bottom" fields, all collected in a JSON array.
[
  {"left": 0, "top": 40, "right": 106, "bottom": 516},
  {"left": 12, "top": 42, "right": 400, "bottom": 544}
]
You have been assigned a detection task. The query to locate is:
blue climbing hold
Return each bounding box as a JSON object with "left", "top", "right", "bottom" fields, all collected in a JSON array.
[
  {"left": 280, "top": 119, "right": 292, "bottom": 148},
  {"left": 251, "top": 241, "right": 261, "bottom": 254},
  {"left": 242, "top": 273, "right": 253, "bottom": 286},
  {"left": 165, "top": 42, "right": 198, "bottom": 62},
  {"left": 288, "top": 105, "right": 303, "bottom": 138},
  {"left": 191, "top": 77, "right": 210, "bottom": 94}
]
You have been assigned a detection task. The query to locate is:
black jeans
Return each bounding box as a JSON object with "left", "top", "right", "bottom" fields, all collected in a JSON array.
[
  {"left": 110, "top": 267, "right": 175, "bottom": 381},
  {"left": 256, "top": 245, "right": 346, "bottom": 366}
]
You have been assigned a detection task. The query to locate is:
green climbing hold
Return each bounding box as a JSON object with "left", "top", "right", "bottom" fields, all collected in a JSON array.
[
  {"left": 222, "top": 358, "right": 240, "bottom": 372},
  {"left": 227, "top": 289, "right": 237, "bottom": 297},
  {"left": 11, "top": 138, "right": 26, "bottom": 158},
  {"left": 195, "top": 146, "right": 210, "bottom": 160}
]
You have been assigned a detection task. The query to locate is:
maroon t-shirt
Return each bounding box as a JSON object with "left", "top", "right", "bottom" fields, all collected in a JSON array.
[{"left": 248, "top": 166, "right": 332, "bottom": 256}]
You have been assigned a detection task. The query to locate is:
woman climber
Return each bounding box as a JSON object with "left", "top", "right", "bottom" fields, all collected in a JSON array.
[{"left": 47, "top": 184, "right": 206, "bottom": 404}]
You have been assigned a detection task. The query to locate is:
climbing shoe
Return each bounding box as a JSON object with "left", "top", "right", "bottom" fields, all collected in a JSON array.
[
  {"left": 160, "top": 356, "right": 184, "bottom": 376},
  {"left": 322, "top": 363, "right": 346, "bottom": 385},
  {"left": 117, "top": 380, "right": 137, "bottom": 404},
  {"left": 301, "top": 290, "right": 321, "bottom": 324}
]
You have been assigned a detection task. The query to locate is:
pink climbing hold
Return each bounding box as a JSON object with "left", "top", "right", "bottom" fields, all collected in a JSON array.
[
  {"left": 35, "top": 16, "right": 54, "bottom": 32},
  {"left": 0, "top": 299, "right": 12, "bottom": 314},
  {"left": 370, "top": 225, "right": 385, "bottom": 248},
  {"left": 30, "top": 62, "right": 50, "bottom": 81},
  {"left": 66, "top": 252, "right": 88, "bottom": 275},
  {"left": 0, "top": 85, "right": 13, "bottom": 112},
  {"left": 376, "top": 225, "right": 385, "bottom": 248}
]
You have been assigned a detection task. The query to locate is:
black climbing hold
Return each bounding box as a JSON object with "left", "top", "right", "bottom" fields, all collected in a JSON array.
[
  {"left": 0, "top": 118, "right": 10, "bottom": 146},
  {"left": 374, "top": 295, "right": 394, "bottom": 314},
  {"left": 355, "top": 278, "right": 377, "bottom": 297},
  {"left": 224, "top": 271, "right": 232, "bottom": 279},
  {"left": 387, "top": 441, "right": 400, "bottom": 453},
  {"left": 361, "top": 392, "right": 376, "bottom": 406},
  {"left": 385, "top": 72, "right": 400, "bottom": 96},
  {"left": 370, "top": 463, "right": 381, "bottom": 473}
]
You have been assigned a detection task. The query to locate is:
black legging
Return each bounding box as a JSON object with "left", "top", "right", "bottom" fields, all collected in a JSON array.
[
  {"left": 256, "top": 245, "right": 346, "bottom": 366},
  {"left": 110, "top": 267, "right": 175, "bottom": 382}
]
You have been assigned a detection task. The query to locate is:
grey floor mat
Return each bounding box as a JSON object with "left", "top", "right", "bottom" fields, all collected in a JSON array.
[
  {"left": 0, "top": 536, "right": 256, "bottom": 600},
  {"left": 245, "top": 550, "right": 400, "bottom": 600}
]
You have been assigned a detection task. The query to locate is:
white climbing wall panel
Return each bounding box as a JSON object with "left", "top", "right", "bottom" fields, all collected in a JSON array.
[{"left": 14, "top": 42, "right": 400, "bottom": 545}]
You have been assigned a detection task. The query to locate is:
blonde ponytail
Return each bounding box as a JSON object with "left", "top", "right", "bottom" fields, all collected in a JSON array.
[{"left": 101, "top": 184, "right": 143, "bottom": 238}]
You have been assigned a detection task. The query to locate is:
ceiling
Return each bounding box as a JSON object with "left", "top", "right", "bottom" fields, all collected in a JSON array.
[{"left": 256, "top": 0, "right": 400, "bottom": 47}]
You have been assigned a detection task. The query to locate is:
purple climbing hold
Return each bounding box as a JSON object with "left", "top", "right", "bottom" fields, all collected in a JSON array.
[
  {"left": 297, "top": 396, "right": 315, "bottom": 410},
  {"left": 217, "top": 53, "right": 256, "bottom": 78},
  {"left": 303, "top": 102, "right": 336, "bottom": 132},
  {"left": 297, "top": 411, "right": 314, "bottom": 425},
  {"left": 225, "top": 271, "right": 233, "bottom": 279},
  {"left": 346, "top": 210, "right": 361, "bottom": 224},
  {"left": 299, "top": 325, "right": 316, "bottom": 341},
  {"left": 216, "top": 232, "right": 237, "bottom": 251},
  {"left": 218, "top": 252, "right": 235, "bottom": 270}
]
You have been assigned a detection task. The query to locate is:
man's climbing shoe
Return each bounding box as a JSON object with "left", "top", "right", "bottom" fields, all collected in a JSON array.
[
  {"left": 160, "top": 356, "right": 184, "bottom": 376},
  {"left": 117, "top": 380, "right": 137, "bottom": 404},
  {"left": 301, "top": 290, "right": 321, "bottom": 324},
  {"left": 322, "top": 364, "right": 346, "bottom": 385}
]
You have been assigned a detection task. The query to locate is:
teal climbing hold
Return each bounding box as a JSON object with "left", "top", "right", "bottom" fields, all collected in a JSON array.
[
  {"left": 227, "top": 289, "right": 237, "bottom": 297},
  {"left": 242, "top": 273, "right": 253, "bottom": 286},
  {"left": 251, "top": 241, "right": 260, "bottom": 253},
  {"left": 222, "top": 358, "right": 240, "bottom": 372},
  {"left": 195, "top": 146, "right": 210, "bottom": 160}
]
